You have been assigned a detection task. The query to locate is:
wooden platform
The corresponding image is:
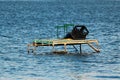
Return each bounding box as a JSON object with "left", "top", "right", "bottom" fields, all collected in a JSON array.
[{"left": 27, "top": 39, "right": 100, "bottom": 54}]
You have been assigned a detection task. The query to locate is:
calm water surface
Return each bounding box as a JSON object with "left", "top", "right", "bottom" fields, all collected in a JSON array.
[{"left": 0, "top": 0, "right": 120, "bottom": 80}]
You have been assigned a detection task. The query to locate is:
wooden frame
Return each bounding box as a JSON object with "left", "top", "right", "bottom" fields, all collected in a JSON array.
[{"left": 27, "top": 39, "right": 100, "bottom": 54}]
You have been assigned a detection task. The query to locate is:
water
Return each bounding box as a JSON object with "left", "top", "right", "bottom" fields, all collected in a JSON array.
[{"left": 0, "top": 0, "right": 120, "bottom": 80}]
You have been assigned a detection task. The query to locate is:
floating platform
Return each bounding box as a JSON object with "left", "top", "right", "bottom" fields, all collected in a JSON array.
[{"left": 27, "top": 39, "right": 100, "bottom": 54}]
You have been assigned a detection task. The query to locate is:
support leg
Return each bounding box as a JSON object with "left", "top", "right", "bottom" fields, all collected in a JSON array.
[
  {"left": 87, "top": 43, "right": 100, "bottom": 52},
  {"left": 73, "top": 45, "right": 79, "bottom": 52},
  {"left": 52, "top": 44, "right": 55, "bottom": 52},
  {"left": 32, "top": 46, "right": 37, "bottom": 55},
  {"left": 27, "top": 44, "right": 33, "bottom": 54},
  {"left": 64, "top": 44, "right": 67, "bottom": 53},
  {"left": 80, "top": 44, "right": 82, "bottom": 54}
]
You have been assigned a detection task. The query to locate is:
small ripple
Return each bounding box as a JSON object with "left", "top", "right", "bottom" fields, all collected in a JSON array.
[
  {"left": 105, "top": 61, "right": 120, "bottom": 64},
  {"left": 0, "top": 34, "right": 12, "bottom": 39},
  {"left": 3, "top": 57, "right": 11, "bottom": 61},
  {"left": 95, "top": 75, "right": 120, "bottom": 79}
]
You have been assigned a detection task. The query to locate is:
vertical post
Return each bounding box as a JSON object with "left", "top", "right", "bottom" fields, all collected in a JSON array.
[
  {"left": 52, "top": 43, "right": 55, "bottom": 52},
  {"left": 32, "top": 46, "right": 36, "bottom": 55},
  {"left": 80, "top": 44, "right": 82, "bottom": 54},
  {"left": 64, "top": 44, "right": 67, "bottom": 52}
]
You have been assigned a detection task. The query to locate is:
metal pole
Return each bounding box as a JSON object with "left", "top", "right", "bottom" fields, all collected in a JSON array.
[
  {"left": 80, "top": 44, "right": 82, "bottom": 54},
  {"left": 73, "top": 45, "right": 79, "bottom": 52}
]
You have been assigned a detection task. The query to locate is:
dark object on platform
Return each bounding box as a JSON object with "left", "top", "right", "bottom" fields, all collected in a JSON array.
[{"left": 64, "top": 25, "right": 89, "bottom": 40}]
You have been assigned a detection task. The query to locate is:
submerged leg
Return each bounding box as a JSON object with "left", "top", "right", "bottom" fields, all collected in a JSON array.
[
  {"left": 64, "top": 44, "right": 67, "bottom": 53},
  {"left": 80, "top": 44, "right": 82, "bottom": 54},
  {"left": 87, "top": 43, "right": 100, "bottom": 52},
  {"left": 73, "top": 45, "right": 79, "bottom": 52},
  {"left": 32, "top": 46, "right": 37, "bottom": 55}
]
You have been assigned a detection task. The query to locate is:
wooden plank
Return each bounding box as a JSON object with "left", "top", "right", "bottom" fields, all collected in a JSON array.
[
  {"left": 27, "top": 39, "right": 100, "bottom": 53},
  {"left": 33, "top": 39, "right": 99, "bottom": 46}
]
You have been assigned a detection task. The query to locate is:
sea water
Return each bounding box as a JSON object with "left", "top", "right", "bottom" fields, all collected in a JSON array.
[{"left": 0, "top": 0, "right": 120, "bottom": 80}]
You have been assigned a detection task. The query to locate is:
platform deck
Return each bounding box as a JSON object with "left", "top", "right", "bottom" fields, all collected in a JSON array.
[{"left": 27, "top": 39, "right": 100, "bottom": 54}]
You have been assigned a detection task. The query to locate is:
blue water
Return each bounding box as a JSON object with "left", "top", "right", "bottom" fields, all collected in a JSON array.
[{"left": 0, "top": 0, "right": 120, "bottom": 80}]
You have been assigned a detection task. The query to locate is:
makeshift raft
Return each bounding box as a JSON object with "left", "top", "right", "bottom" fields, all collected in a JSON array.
[
  {"left": 27, "top": 24, "right": 100, "bottom": 54},
  {"left": 27, "top": 39, "right": 100, "bottom": 54}
]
